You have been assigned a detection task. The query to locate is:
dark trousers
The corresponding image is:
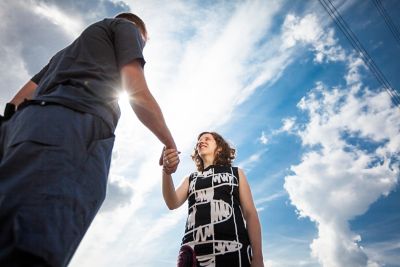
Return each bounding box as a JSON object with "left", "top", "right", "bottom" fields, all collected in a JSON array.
[{"left": 0, "top": 104, "right": 115, "bottom": 267}]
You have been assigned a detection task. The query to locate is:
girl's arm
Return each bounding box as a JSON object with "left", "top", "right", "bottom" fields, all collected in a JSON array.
[
  {"left": 238, "top": 168, "right": 264, "bottom": 267},
  {"left": 162, "top": 148, "right": 189, "bottom": 210}
]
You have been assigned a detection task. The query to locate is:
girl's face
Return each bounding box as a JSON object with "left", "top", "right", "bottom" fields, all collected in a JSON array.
[{"left": 197, "top": 133, "right": 218, "bottom": 159}]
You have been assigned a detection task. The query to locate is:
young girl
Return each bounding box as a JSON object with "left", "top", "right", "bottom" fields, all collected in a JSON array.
[{"left": 162, "top": 132, "right": 264, "bottom": 267}]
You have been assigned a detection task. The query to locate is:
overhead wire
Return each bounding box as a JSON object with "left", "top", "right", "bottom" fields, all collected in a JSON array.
[
  {"left": 318, "top": 0, "right": 400, "bottom": 108},
  {"left": 372, "top": 0, "right": 400, "bottom": 47},
  {"left": 319, "top": 0, "right": 400, "bottom": 107}
]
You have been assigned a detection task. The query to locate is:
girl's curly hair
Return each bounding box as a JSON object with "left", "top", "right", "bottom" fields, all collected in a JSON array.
[{"left": 191, "top": 132, "right": 236, "bottom": 171}]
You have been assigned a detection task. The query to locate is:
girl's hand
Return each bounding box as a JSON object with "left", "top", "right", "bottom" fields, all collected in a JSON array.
[{"left": 162, "top": 147, "right": 180, "bottom": 175}]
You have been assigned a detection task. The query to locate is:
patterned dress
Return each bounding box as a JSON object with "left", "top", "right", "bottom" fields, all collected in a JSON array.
[{"left": 182, "top": 165, "right": 252, "bottom": 267}]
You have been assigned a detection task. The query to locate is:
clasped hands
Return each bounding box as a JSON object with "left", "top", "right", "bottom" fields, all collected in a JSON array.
[{"left": 160, "top": 147, "right": 180, "bottom": 175}]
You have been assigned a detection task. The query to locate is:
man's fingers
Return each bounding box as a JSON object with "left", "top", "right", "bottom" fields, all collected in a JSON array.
[
  {"left": 167, "top": 154, "right": 179, "bottom": 163},
  {"left": 164, "top": 148, "right": 180, "bottom": 157},
  {"left": 162, "top": 147, "right": 180, "bottom": 174},
  {"left": 163, "top": 150, "right": 180, "bottom": 164}
]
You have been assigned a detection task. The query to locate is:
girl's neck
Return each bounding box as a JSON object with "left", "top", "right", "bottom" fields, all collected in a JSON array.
[{"left": 202, "top": 156, "right": 215, "bottom": 170}]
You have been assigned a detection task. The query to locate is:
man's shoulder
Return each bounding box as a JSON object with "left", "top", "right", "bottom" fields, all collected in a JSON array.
[
  {"left": 81, "top": 18, "right": 130, "bottom": 38},
  {"left": 86, "top": 18, "right": 115, "bottom": 28},
  {"left": 85, "top": 17, "right": 139, "bottom": 34},
  {"left": 97, "top": 17, "right": 135, "bottom": 27}
]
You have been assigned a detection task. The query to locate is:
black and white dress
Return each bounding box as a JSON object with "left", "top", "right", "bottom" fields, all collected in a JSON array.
[{"left": 182, "top": 165, "right": 252, "bottom": 267}]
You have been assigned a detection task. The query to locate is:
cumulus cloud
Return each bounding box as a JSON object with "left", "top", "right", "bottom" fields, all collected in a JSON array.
[
  {"left": 284, "top": 57, "right": 399, "bottom": 266},
  {"left": 281, "top": 14, "right": 346, "bottom": 63}
]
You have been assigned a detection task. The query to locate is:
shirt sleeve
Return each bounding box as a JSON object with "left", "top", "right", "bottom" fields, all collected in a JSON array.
[
  {"left": 113, "top": 19, "right": 146, "bottom": 69},
  {"left": 31, "top": 62, "right": 50, "bottom": 85}
]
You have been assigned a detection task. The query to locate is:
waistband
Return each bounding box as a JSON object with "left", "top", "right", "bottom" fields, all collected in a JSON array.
[
  {"left": 17, "top": 99, "right": 62, "bottom": 111},
  {"left": 16, "top": 99, "right": 115, "bottom": 133}
]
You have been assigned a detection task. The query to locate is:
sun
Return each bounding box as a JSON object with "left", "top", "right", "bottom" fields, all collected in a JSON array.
[
  {"left": 118, "top": 91, "right": 130, "bottom": 103},
  {"left": 118, "top": 91, "right": 132, "bottom": 112},
  {"left": 118, "top": 91, "right": 129, "bottom": 105}
]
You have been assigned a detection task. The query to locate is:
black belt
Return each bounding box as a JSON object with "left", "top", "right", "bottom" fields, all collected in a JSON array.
[{"left": 17, "top": 99, "right": 60, "bottom": 111}]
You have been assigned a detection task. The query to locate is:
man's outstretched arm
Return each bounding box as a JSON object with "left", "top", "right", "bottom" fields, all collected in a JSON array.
[{"left": 121, "top": 59, "right": 176, "bottom": 150}]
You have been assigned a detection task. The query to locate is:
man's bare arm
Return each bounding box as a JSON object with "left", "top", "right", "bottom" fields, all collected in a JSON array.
[
  {"left": 10, "top": 80, "right": 38, "bottom": 107},
  {"left": 121, "top": 60, "right": 176, "bottom": 149}
]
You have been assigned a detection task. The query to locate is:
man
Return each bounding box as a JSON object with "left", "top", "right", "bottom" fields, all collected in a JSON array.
[{"left": 0, "top": 13, "right": 179, "bottom": 267}]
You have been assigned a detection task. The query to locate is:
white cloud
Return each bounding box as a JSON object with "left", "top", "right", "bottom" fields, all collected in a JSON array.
[
  {"left": 281, "top": 14, "right": 346, "bottom": 63},
  {"left": 33, "top": 3, "right": 85, "bottom": 38},
  {"left": 259, "top": 131, "right": 269, "bottom": 145},
  {"left": 236, "top": 9, "right": 347, "bottom": 106},
  {"left": 282, "top": 14, "right": 324, "bottom": 49},
  {"left": 237, "top": 150, "right": 265, "bottom": 172},
  {"left": 255, "top": 191, "right": 286, "bottom": 206},
  {"left": 265, "top": 259, "right": 318, "bottom": 267},
  {"left": 284, "top": 56, "right": 400, "bottom": 266},
  {"left": 264, "top": 236, "right": 320, "bottom": 267},
  {"left": 345, "top": 55, "right": 365, "bottom": 85},
  {"left": 363, "top": 239, "right": 400, "bottom": 266},
  {"left": 281, "top": 118, "right": 296, "bottom": 132},
  {"left": 100, "top": 174, "right": 134, "bottom": 212},
  {"left": 276, "top": 117, "right": 297, "bottom": 135}
]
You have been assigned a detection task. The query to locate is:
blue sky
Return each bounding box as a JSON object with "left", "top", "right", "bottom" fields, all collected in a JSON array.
[{"left": 0, "top": 0, "right": 399, "bottom": 266}]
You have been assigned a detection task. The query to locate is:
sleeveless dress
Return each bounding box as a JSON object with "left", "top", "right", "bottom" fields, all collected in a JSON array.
[{"left": 182, "top": 165, "right": 252, "bottom": 267}]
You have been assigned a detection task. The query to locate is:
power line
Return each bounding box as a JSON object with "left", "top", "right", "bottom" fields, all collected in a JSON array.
[
  {"left": 318, "top": 0, "right": 400, "bottom": 108},
  {"left": 320, "top": 0, "right": 400, "bottom": 107},
  {"left": 372, "top": 0, "right": 400, "bottom": 47},
  {"left": 321, "top": 0, "right": 400, "bottom": 107}
]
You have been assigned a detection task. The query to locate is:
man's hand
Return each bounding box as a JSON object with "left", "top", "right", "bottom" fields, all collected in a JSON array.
[
  {"left": 0, "top": 103, "right": 16, "bottom": 125},
  {"left": 162, "top": 147, "right": 180, "bottom": 175}
]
